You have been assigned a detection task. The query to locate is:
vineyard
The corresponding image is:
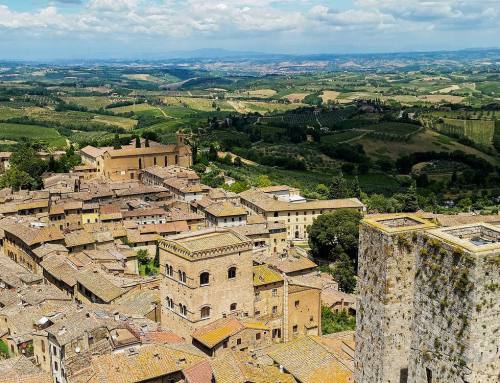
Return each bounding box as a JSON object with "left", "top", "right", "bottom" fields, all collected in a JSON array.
[
  {"left": 437, "top": 118, "right": 495, "bottom": 146},
  {"left": 366, "top": 122, "right": 422, "bottom": 141},
  {"left": 321, "top": 130, "right": 367, "bottom": 144},
  {"left": 259, "top": 107, "right": 357, "bottom": 130}
]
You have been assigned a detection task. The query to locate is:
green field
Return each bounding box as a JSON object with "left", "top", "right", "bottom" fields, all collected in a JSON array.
[
  {"left": 321, "top": 130, "right": 367, "bottom": 144},
  {"left": 92, "top": 114, "right": 137, "bottom": 130},
  {"left": 63, "top": 96, "right": 116, "bottom": 110},
  {"left": 438, "top": 118, "right": 495, "bottom": 146},
  {"left": 0, "top": 123, "right": 66, "bottom": 148}
]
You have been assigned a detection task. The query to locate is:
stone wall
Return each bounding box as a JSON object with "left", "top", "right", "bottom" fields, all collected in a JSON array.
[
  {"left": 355, "top": 223, "right": 420, "bottom": 383},
  {"left": 408, "top": 235, "right": 500, "bottom": 383}
]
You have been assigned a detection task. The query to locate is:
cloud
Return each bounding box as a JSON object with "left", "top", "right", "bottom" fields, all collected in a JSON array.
[{"left": 0, "top": 0, "right": 498, "bottom": 58}]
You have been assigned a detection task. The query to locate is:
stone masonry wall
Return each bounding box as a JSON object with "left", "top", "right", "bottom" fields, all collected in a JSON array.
[
  {"left": 356, "top": 224, "right": 420, "bottom": 383},
  {"left": 408, "top": 235, "right": 500, "bottom": 383}
]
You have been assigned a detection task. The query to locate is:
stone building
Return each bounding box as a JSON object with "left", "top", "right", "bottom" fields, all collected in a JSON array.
[
  {"left": 239, "top": 189, "right": 364, "bottom": 240},
  {"left": 80, "top": 136, "right": 192, "bottom": 182},
  {"left": 408, "top": 223, "right": 500, "bottom": 383},
  {"left": 159, "top": 228, "right": 255, "bottom": 340},
  {"left": 356, "top": 214, "right": 437, "bottom": 383},
  {"left": 356, "top": 214, "right": 500, "bottom": 383}
]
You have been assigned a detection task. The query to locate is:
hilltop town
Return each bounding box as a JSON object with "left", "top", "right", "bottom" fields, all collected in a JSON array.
[{"left": 0, "top": 135, "right": 367, "bottom": 383}]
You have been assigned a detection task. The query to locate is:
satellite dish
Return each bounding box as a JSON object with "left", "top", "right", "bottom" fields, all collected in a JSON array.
[{"left": 75, "top": 347, "right": 80, "bottom": 353}]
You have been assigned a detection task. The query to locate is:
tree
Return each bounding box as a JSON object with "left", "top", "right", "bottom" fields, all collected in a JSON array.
[
  {"left": 308, "top": 209, "right": 362, "bottom": 263},
  {"left": 331, "top": 253, "right": 357, "bottom": 293},
  {"left": 0, "top": 168, "right": 36, "bottom": 191},
  {"left": 208, "top": 145, "right": 218, "bottom": 161},
  {"left": 136, "top": 249, "right": 149, "bottom": 265},
  {"left": 365, "top": 194, "right": 402, "bottom": 213},
  {"left": 135, "top": 136, "right": 141, "bottom": 148},
  {"left": 154, "top": 246, "right": 160, "bottom": 268},
  {"left": 394, "top": 184, "right": 419, "bottom": 212},
  {"left": 255, "top": 175, "right": 272, "bottom": 188},
  {"left": 145, "top": 138, "right": 150, "bottom": 147},
  {"left": 113, "top": 134, "right": 122, "bottom": 149},
  {"left": 328, "top": 175, "right": 352, "bottom": 199}
]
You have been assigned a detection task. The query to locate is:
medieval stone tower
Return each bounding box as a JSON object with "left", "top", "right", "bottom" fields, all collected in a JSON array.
[
  {"left": 409, "top": 223, "right": 500, "bottom": 383},
  {"left": 355, "top": 215, "right": 437, "bottom": 383},
  {"left": 356, "top": 215, "right": 500, "bottom": 383}
]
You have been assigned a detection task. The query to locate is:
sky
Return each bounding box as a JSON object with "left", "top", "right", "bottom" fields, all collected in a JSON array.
[{"left": 0, "top": 0, "right": 498, "bottom": 60}]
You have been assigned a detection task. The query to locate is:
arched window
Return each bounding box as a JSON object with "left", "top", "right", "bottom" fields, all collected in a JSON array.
[
  {"left": 200, "top": 306, "right": 211, "bottom": 319},
  {"left": 138, "top": 158, "right": 142, "bottom": 169},
  {"left": 200, "top": 272, "right": 210, "bottom": 286},
  {"left": 230, "top": 303, "right": 237, "bottom": 311},
  {"left": 178, "top": 270, "right": 186, "bottom": 283},
  {"left": 228, "top": 266, "right": 237, "bottom": 279},
  {"left": 179, "top": 304, "right": 187, "bottom": 317}
]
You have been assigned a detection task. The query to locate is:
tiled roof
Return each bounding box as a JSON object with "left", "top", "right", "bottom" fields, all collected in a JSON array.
[
  {"left": 77, "top": 269, "right": 130, "bottom": 303},
  {"left": 122, "top": 208, "right": 167, "bottom": 219},
  {"left": 2, "top": 221, "right": 64, "bottom": 247},
  {"left": 205, "top": 202, "right": 247, "bottom": 218},
  {"left": 210, "top": 351, "right": 296, "bottom": 383},
  {"left": 40, "top": 254, "right": 78, "bottom": 287},
  {"left": 65, "top": 230, "right": 96, "bottom": 248},
  {"left": 0, "top": 356, "right": 52, "bottom": 383},
  {"left": 106, "top": 145, "right": 171, "bottom": 158},
  {"left": 80, "top": 146, "right": 110, "bottom": 159},
  {"left": 267, "top": 336, "right": 353, "bottom": 383},
  {"left": 253, "top": 264, "right": 284, "bottom": 286},
  {"left": 262, "top": 252, "right": 317, "bottom": 274},
  {"left": 140, "top": 221, "right": 188, "bottom": 234},
  {"left": 85, "top": 344, "right": 206, "bottom": 383},
  {"left": 168, "top": 229, "right": 251, "bottom": 254},
  {"left": 192, "top": 317, "right": 268, "bottom": 349},
  {"left": 182, "top": 359, "right": 213, "bottom": 383}
]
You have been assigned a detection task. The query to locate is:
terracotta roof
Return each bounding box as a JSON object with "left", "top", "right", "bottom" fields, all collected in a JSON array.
[
  {"left": 205, "top": 202, "right": 247, "bottom": 218},
  {"left": 85, "top": 344, "right": 206, "bottom": 383},
  {"left": 267, "top": 336, "right": 353, "bottom": 383},
  {"left": 140, "top": 221, "right": 188, "bottom": 235},
  {"left": 165, "top": 229, "right": 251, "bottom": 255},
  {"left": 192, "top": 317, "right": 268, "bottom": 349},
  {"left": 253, "top": 264, "right": 284, "bottom": 286},
  {"left": 122, "top": 208, "right": 167, "bottom": 219},
  {"left": 77, "top": 269, "right": 130, "bottom": 303},
  {"left": 183, "top": 359, "right": 213, "bottom": 383},
  {"left": 40, "top": 254, "right": 78, "bottom": 287},
  {"left": 262, "top": 252, "right": 317, "bottom": 274},
  {"left": 210, "top": 351, "right": 296, "bottom": 383},
  {"left": 106, "top": 145, "right": 171, "bottom": 158},
  {"left": 2, "top": 222, "right": 64, "bottom": 247},
  {"left": 0, "top": 356, "right": 52, "bottom": 383},
  {"left": 80, "top": 146, "right": 110, "bottom": 159},
  {"left": 65, "top": 230, "right": 96, "bottom": 248}
]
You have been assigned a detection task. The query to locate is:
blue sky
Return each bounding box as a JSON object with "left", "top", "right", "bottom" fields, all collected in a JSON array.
[{"left": 0, "top": 0, "right": 498, "bottom": 59}]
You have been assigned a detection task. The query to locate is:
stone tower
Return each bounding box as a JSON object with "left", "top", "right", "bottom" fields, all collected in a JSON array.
[
  {"left": 355, "top": 214, "right": 436, "bottom": 383},
  {"left": 409, "top": 223, "right": 500, "bottom": 383},
  {"left": 159, "top": 228, "right": 255, "bottom": 340}
]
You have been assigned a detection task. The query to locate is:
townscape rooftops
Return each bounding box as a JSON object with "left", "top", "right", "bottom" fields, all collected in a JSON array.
[
  {"left": 0, "top": 356, "right": 52, "bottom": 383},
  {"left": 2, "top": 221, "right": 64, "bottom": 247}
]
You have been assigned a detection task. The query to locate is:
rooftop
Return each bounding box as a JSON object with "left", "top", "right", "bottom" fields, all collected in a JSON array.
[
  {"left": 426, "top": 223, "right": 500, "bottom": 254},
  {"left": 362, "top": 214, "right": 436, "bottom": 233}
]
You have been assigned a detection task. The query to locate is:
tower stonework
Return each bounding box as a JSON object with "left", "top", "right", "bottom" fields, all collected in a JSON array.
[
  {"left": 409, "top": 223, "right": 500, "bottom": 383},
  {"left": 355, "top": 215, "right": 436, "bottom": 383}
]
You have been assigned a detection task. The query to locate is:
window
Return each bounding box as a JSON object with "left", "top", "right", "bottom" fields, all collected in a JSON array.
[
  {"left": 272, "top": 306, "right": 278, "bottom": 315},
  {"left": 255, "top": 310, "right": 260, "bottom": 316},
  {"left": 54, "top": 361, "right": 58, "bottom": 372},
  {"left": 293, "top": 325, "right": 298, "bottom": 333},
  {"left": 272, "top": 328, "right": 281, "bottom": 339},
  {"left": 154, "top": 157, "right": 157, "bottom": 165},
  {"left": 138, "top": 158, "right": 142, "bottom": 169},
  {"left": 228, "top": 267, "right": 236, "bottom": 279},
  {"left": 426, "top": 368, "right": 432, "bottom": 383},
  {"left": 237, "top": 338, "right": 242, "bottom": 345},
  {"left": 274, "top": 212, "right": 278, "bottom": 217},
  {"left": 223, "top": 340, "right": 228, "bottom": 349},
  {"left": 179, "top": 304, "right": 187, "bottom": 317},
  {"left": 200, "top": 272, "right": 210, "bottom": 286},
  {"left": 400, "top": 368, "right": 408, "bottom": 383},
  {"left": 165, "top": 264, "right": 173, "bottom": 276},
  {"left": 178, "top": 270, "right": 186, "bottom": 283},
  {"left": 200, "top": 306, "right": 211, "bottom": 319},
  {"left": 41, "top": 340, "right": 45, "bottom": 353},
  {"left": 255, "top": 291, "right": 260, "bottom": 300},
  {"left": 230, "top": 303, "right": 237, "bottom": 311},
  {"left": 295, "top": 300, "right": 300, "bottom": 308},
  {"left": 272, "top": 288, "right": 278, "bottom": 297},
  {"left": 164, "top": 156, "right": 168, "bottom": 166},
  {"left": 256, "top": 333, "right": 261, "bottom": 340}
]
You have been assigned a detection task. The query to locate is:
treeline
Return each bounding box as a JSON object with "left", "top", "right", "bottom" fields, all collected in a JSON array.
[
  {"left": 4, "top": 116, "right": 126, "bottom": 136},
  {"left": 396, "top": 151, "right": 495, "bottom": 175},
  {"left": 231, "top": 147, "right": 307, "bottom": 171}
]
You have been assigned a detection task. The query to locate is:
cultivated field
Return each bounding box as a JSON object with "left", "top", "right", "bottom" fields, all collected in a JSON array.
[{"left": 0, "top": 123, "right": 66, "bottom": 148}]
